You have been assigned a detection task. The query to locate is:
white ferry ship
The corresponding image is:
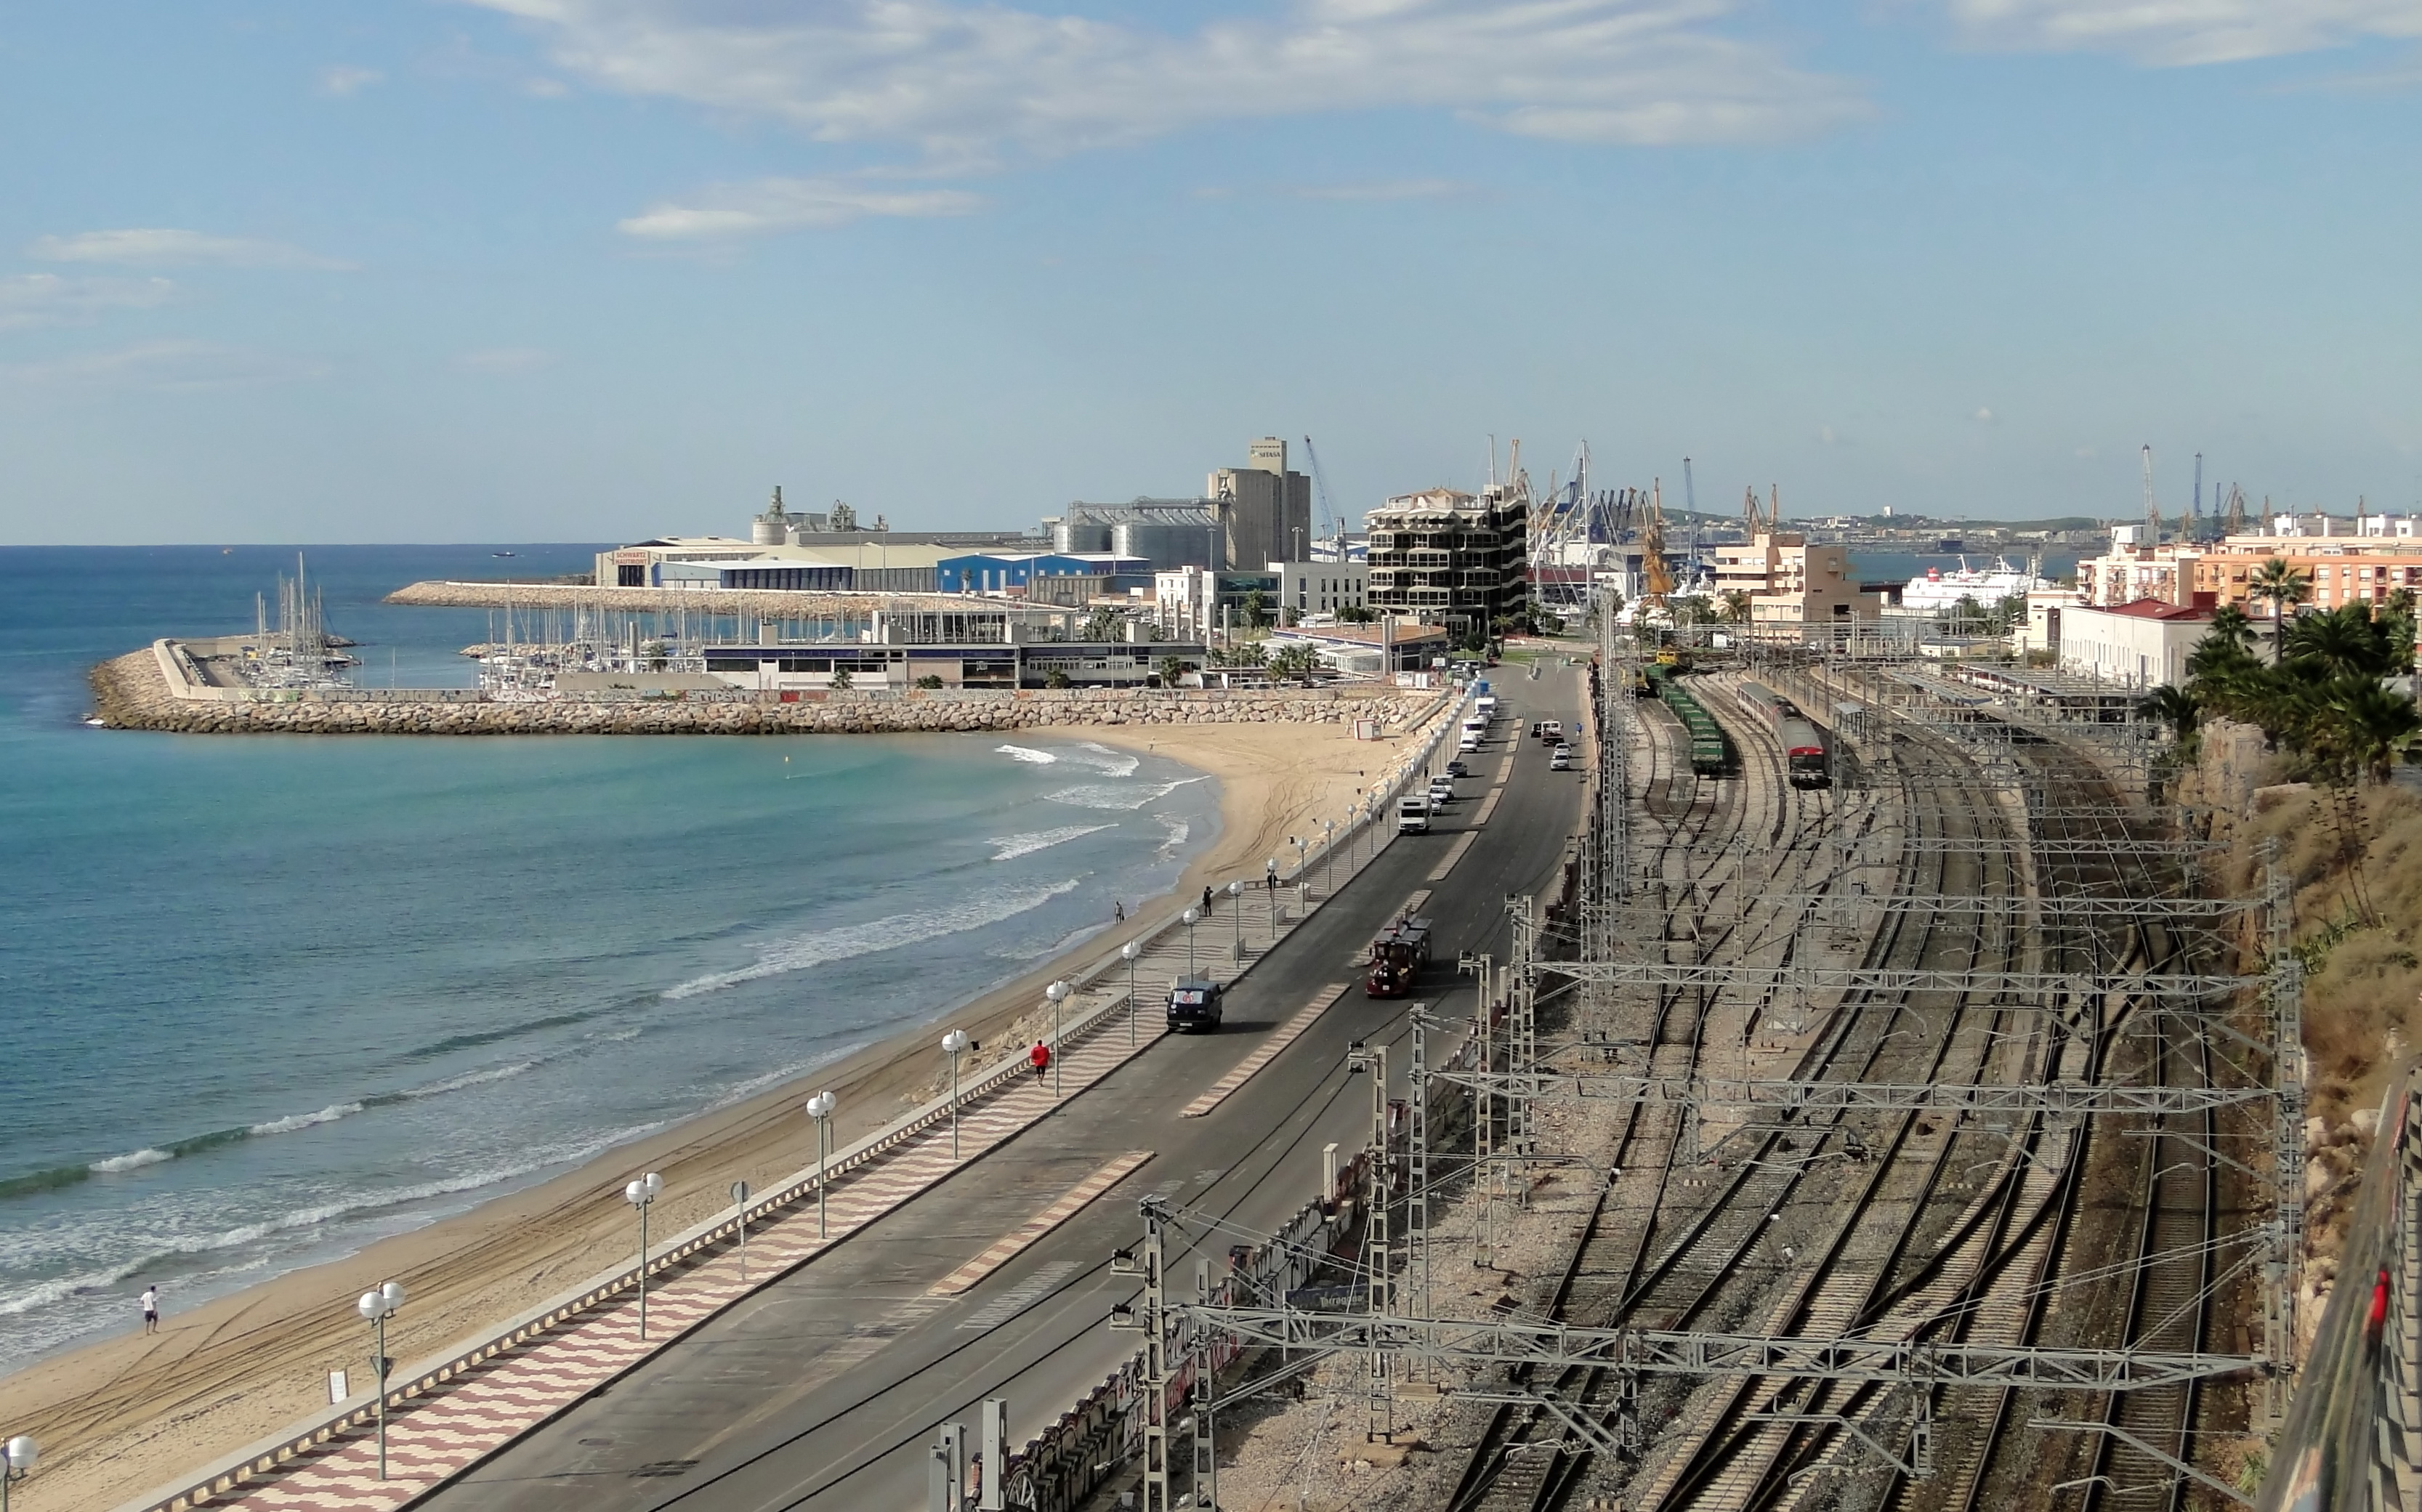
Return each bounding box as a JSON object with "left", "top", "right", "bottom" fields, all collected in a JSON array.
[{"left": 1900, "top": 557, "right": 2051, "bottom": 613}]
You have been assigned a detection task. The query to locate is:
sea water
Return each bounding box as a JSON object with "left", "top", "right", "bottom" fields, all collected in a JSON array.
[{"left": 0, "top": 546, "right": 1218, "bottom": 1372}]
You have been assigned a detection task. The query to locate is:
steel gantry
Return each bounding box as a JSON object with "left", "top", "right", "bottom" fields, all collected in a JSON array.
[{"left": 1424, "top": 1070, "right": 2272, "bottom": 1118}]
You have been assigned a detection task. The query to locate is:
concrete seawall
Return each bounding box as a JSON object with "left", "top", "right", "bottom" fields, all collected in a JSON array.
[{"left": 88, "top": 647, "right": 1435, "bottom": 737}]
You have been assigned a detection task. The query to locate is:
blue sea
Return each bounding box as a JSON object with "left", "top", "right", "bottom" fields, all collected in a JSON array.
[{"left": 0, "top": 546, "right": 1217, "bottom": 1373}]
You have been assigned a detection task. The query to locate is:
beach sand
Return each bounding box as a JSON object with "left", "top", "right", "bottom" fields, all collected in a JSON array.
[{"left": 0, "top": 711, "right": 1434, "bottom": 1512}]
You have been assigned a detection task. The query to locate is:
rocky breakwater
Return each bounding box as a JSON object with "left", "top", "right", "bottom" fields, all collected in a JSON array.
[{"left": 89, "top": 646, "right": 1437, "bottom": 737}]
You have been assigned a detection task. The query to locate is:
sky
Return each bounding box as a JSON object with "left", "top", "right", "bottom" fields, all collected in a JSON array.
[{"left": 3, "top": 1, "right": 2421, "bottom": 545}]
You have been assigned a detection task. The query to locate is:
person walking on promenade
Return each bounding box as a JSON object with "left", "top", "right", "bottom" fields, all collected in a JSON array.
[
  {"left": 141, "top": 1284, "right": 159, "bottom": 1334},
  {"left": 1201, "top": 884, "right": 1214, "bottom": 915},
  {"left": 1029, "top": 1040, "right": 1051, "bottom": 1083}
]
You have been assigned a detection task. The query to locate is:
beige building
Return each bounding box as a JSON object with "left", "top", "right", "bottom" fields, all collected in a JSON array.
[
  {"left": 1272, "top": 561, "right": 1368, "bottom": 620},
  {"left": 1364, "top": 485, "right": 1529, "bottom": 633},
  {"left": 1208, "top": 437, "right": 1315, "bottom": 569},
  {"left": 1711, "top": 531, "right": 1881, "bottom": 636}
]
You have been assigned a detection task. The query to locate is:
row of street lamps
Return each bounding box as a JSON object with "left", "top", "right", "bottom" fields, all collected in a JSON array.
[{"left": 251, "top": 789, "right": 1412, "bottom": 1487}]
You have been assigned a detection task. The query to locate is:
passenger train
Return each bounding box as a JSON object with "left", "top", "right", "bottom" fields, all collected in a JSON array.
[{"left": 1735, "top": 681, "right": 1832, "bottom": 789}]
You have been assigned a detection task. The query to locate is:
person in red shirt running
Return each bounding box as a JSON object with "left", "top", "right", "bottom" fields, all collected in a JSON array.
[{"left": 1030, "top": 1040, "right": 1051, "bottom": 1082}]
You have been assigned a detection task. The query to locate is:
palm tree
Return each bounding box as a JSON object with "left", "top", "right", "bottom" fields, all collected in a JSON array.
[
  {"left": 2248, "top": 559, "right": 2312, "bottom": 661},
  {"left": 2285, "top": 603, "right": 2392, "bottom": 680},
  {"left": 2322, "top": 679, "right": 2422, "bottom": 785},
  {"left": 2207, "top": 603, "right": 2254, "bottom": 655},
  {"left": 2138, "top": 683, "right": 2198, "bottom": 744},
  {"left": 1718, "top": 589, "right": 1752, "bottom": 625}
]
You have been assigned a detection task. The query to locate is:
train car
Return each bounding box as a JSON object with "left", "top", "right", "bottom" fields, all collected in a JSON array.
[
  {"left": 1657, "top": 680, "right": 1732, "bottom": 776},
  {"left": 1735, "top": 680, "right": 1801, "bottom": 728},
  {"left": 1778, "top": 714, "right": 1830, "bottom": 788}
]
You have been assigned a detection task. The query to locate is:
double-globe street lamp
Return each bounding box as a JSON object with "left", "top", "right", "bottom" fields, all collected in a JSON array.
[
  {"left": 942, "top": 1030, "right": 972, "bottom": 1157},
  {"left": 355, "top": 1279, "right": 406, "bottom": 1479},
  {"left": 804, "top": 1091, "right": 838, "bottom": 1238},
  {"left": 1120, "top": 941, "right": 1141, "bottom": 1047},
  {"left": 1227, "top": 879, "right": 1245, "bottom": 961},
  {"left": 1044, "top": 979, "right": 1071, "bottom": 1096},
  {"left": 623, "top": 1172, "right": 663, "bottom": 1341},
  {"left": 1181, "top": 907, "right": 1200, "bottom": 976},
  {"left": 2, "top": 1434, "right": 37, "bottom": 1511}
]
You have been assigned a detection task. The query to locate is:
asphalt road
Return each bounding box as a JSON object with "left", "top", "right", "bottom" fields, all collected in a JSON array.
[{"left": 427, "top": 663, "right": 1589, "bottom": 1512}]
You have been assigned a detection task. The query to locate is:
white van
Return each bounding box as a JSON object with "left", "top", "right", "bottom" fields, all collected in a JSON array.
[
  {"left": 1475, "top": 695, "right": 1498, "bottom": 719},
  {"left": 1397, "top": 796, "right": 1432, "bottom": 833},
  {"left": 1459, "top": 729, "right": 1481, "bottom": 752}
]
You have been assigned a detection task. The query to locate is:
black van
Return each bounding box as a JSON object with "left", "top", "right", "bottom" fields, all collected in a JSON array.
[{"left": 1166, "top": 978, "right": 1225, "bottom": 1033}]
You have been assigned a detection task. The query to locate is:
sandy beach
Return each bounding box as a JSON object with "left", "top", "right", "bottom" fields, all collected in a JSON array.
[{"left": 0, "top": 711, "right": 1433, "bottom": 1512}]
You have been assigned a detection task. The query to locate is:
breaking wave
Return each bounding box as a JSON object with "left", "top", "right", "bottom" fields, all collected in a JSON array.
[
  {"left": 988, "top": 825, "right": 1116, "bottom": 862},
  {"left": 1045, "top": 777, "right": 1210, "bottom": 812},
  {"left": 661, "top": 878, "right": 1086, "bottom": 1000}
]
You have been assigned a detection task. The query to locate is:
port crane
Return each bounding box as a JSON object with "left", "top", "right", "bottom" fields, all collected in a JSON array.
[{"left": 1301, "top": 435, "right": 1345, "bottom": 557}]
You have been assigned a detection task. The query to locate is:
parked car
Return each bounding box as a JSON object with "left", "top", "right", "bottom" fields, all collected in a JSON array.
[{"left": 1550, "top": 745, "right": 1573, "bottom": 771}]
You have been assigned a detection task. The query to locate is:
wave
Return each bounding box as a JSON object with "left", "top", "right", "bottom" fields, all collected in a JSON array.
[
  {"left": 996, "top": 744, "right": 1059, "bottom": 764},
  {"left": 1071, "top": 743, "right": 1141, "bottom": 777},
  {"left": 1044, "top": 776, "right": 1209, "bottom": 812},
  {"left": 385, "top": 1061, "right": 538, "bottom": 1101},
  {"left": 992, "top": 921, "right": 1109, "bottom": 963},
  {"left": 0, "top": 1127, "right": 669, "bottom": 1321},
  {"left": 661, "top": 877, "right": 1086, "bottom": 1000},
  {"left": 1154, "top": 814, "right": 1192, "bottom": 861},
  {"left": 988, "top": 824, "right": 1115, "bottom": 862},
  {"left": 89, "top": 1149, "right": 173, "bottom": 1175},
  {"left": 399, "top": 1010, "right": 599, "bottom": 1062},
  {"left": 249, "top": 1103, "right": 365, "bottom": 1136}
]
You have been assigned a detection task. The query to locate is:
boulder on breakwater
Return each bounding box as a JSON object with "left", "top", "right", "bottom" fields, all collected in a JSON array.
[{"left": 87, "top": 648, "right": 1437, "bottom": 737}]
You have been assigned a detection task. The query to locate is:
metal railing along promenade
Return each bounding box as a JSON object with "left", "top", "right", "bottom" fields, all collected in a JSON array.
[{"left": 2259, "top": 1066, "right": 2422, "bottom": 1512}]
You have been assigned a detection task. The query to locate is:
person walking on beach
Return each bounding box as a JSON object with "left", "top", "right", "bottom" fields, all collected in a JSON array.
[
  {"left": 1029, "top": 1040, "right": 1051, "bottom": 1083},
  {"left": 1113, "top": 900, "right": 1125, "bottom": 923},
  {"left": 141, "top": 1284, "right": 158, "bottom": 1334}
]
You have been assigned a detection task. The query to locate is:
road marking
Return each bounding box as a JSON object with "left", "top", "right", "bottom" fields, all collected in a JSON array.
[
  {"left": 1182, "top": 984, "right": 1349, "bottom": 1117},
  {"left": 958, "top": 1261, "right": 1081, "bottom": 1330},
  {"left": 1472, "top": 788, "right": 1505, "bottom": 825},
  {"left": 929, "top": 1150, "right": 1155, "bottom": 1296},
  {"left": 1427, "top": 831, "right": 1479, "bottom": 881}
]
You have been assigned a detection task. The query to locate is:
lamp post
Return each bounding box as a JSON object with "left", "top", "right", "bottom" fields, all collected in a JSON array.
[
  {"left": 1045, "top": 980, "right": 1071, "bottom": 1096},
  {"left": 623, "top": 1173, "right": 661, "bottom": 1340},
  {"left": 1182, "top": 907, "right": 1199, "bottom": 976},
  {"left": 1227, "top": 880, "right": 1245, "bottom": 962},
  {"left": 355, "top": 1280, "right": 406, "bottom": 1479},
  {"left": 1323, "top": 820, "right": 1336, "bottom": 895},
  {"left": 942, "top": 1030, "right": 971, "bottom": 1157},
  {"left": 2, "top": 1436, "right": 36, "bottom": 1512},
  {"left": 1291, "top": 834, "right": 1309, "bottom": 913},
  {"left": 1121, "top": 941, "right": 1141, "bottom": 1047},
  {"left": 804, "top": 1091, "right": 836, "bottom": 1238}
]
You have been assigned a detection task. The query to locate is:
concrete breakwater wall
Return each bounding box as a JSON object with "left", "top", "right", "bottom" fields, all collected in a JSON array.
[
  {"left": 388, "top": 578, "right": 952, "bottom": 615},
  {"left": 89, "top": 647, "right": 1433, "bottom": 737}
]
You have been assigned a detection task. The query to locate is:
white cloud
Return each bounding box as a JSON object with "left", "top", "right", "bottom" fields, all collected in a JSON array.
[
  {"left": 1938, "top": 0, "right": 2422, "bottom": 65},
  {"left": 458, "top": 347, "right": 554, "bottom": 372},
  {"left": 28, "top": 229, "right": 350, "bottom": 270},
  {"left": 318, "top": 65, "right": 383, "bottom": 96},
  {"left": 618, "top": 177, "right": 985, "bottom": 239},
  {"left": 1973, "top": 405, "right": 1996, "bottom": 423},
  {"left": 0, "top": 341, "right": 331, "bottom": 390},
  {"left": 0, "top": 274, "right": 174, "bottom": 332},
  {"left": 469, "top": 0, "right": 1869, "bottom": 167}
]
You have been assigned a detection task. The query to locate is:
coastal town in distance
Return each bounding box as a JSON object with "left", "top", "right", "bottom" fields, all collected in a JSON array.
[{"left": 17, "top": 428, "right": 2418, "bottom": 1512}]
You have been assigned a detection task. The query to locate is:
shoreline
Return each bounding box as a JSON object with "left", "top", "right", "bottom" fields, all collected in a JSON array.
[{"left": 0, "top": 712, "right": 1435, "bottom": 1512}]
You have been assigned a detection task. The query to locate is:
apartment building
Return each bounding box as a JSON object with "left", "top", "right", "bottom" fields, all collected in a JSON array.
[{"left": 1363, "top": 485, "right": 1529, "bottom": 634}]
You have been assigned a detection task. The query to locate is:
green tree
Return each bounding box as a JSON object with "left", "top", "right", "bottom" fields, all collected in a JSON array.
[
  {"left": 2285, "top": 602, "right": 2397, "bottom": 681},
  {"left": 1336, "top": 604, "right": 1378, "bottom": 625},
  {"left": 2248, "top": 559, "right": 2312, "bottom": 660},
  {"left": 1155, "top": 655, "right": 1189, "bottom": 688},
  {"left": 2320, "top": 677, "right": 2422, "bottom": 785},
  {"left": 2137, "top": 683, "right": 2199, "bottom": 745},
  {"left": 830, "top": 666, "right": 854, "bottom": 691},
  {"left": 1081, "top": 606, "right": 1124, "bottom": 643},
  {"left": 1242, "top": 588, "right": 1271, "bottom": 630},
  {"left": 2207, "top": 602, "right": 2255, "bottom": 655},
  {"left": 913, "top": 674, "right": 945, "bottom": 690},
  {"left": 1044, "top": 668, "right": 1072, "bottom": 689},
  {"left": 1717, "top": 589, "right": 1751, "bottom": 625},
  {"left": 1268, "top": 642, "right": 1322, "bottom": 680}
]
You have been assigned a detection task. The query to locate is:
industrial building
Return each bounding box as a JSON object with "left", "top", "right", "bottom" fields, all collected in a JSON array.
[
  {"left": 1363, "top": 484, "right": 1529, "bottom": 635},
  {"left": 1044, "top": 499, "right": 1223, "bottom": 574},
  {"left": 597, "top": 538, "right": 953, "bottom": 594},
  {"left": 935, "top": 552, "right": 1150, "bottom": 596},
  {"left": 1208, "top": 437, "right": 1316, "bottom": 569},
  {"left": 1264, "top": 620, "right": 1448, "bottom": 676},
  {"left": 2054, "top": 599, "right": 2217, "bottom": 689}
]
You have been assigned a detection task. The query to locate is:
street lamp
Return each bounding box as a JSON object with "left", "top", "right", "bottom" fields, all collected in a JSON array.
[
  {"left": 942, "top": 1030, "right": 972, "bottom": 1157},
  {"left": 1227, "top": 880, "right": 1245, "bottom": 961},
  {"left": 1322, "top": 820, "right": 1336, "bottom": 895},
  {"left": 1182, "top": 907, "right": 1199, "bottom": 975},
  {"left": 1121, "top": 941, "right": 1141, "bottom": 1047},
  {"left": 623, "top": 1173, "right": 662, "bottom": 1341},
  {"left": 0, "top": 1436, "right": 33, "bottom": 1512},
  {"left": 355, "top": 1280, "right": 406, "bottom": 1479},
  {"left": 1045, "top": 980, "right": 1071, "bottom": 1096},
  {"left": 804, "top": 1091, "right": 837, "bottom": 1238}
]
